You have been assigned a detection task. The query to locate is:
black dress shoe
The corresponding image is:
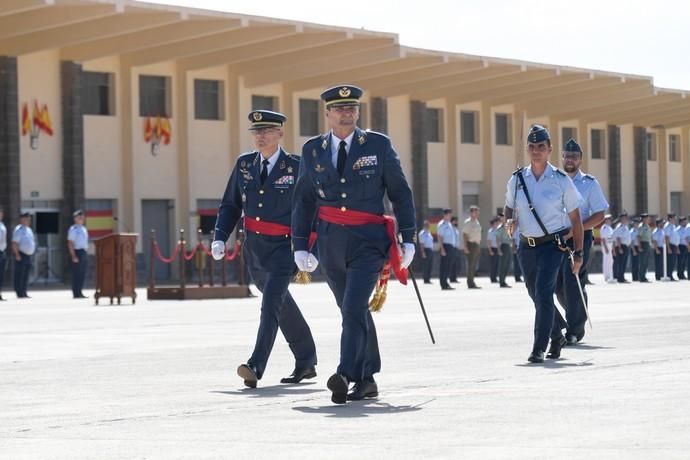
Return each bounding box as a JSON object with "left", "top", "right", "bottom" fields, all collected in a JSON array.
[
  {"left": 565, "top": 334, "right": 578, "bottom": 346},
  {"left": 327, "top": 373, "right": 349, "bottom": 404},
  {"left": 0, "top": 297, "right": 5, "bottom": 301},
  {"left": 528, "top": 349, "right": 545, "bottom": 363},
  {"left": 499, "top": 283, "right": 512, "bottom": 288},
  {"left": 468, "top": 285, "right": 481, "bottom": 289},
  {"left": 280, "top": 366, "right": 316, "bottom": 384},
  {"left": 347, "top": 379, "right": 378, "bottom": 401},
  {"left": 547, "top": 336, "right": 567, "bottom": 359},
  {"left": 237, "top": 364, "right": 259, "bottom": 388},
  {"left": 515, "top": 278, "right": 523, "bottom": 283},
  {"left": 450, "top": 280, "right": 459, "bottom": 284},
  {"left": 441, "top": 286, "right": 455, "bottom": 290}
]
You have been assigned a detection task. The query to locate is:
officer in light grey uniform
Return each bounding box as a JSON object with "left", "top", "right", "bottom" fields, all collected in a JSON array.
[
  {"left": 12, "top": 212, "right": 35, "bottom": 298},
  {"left": 68, "top": 209, "right": 90, "bottom": 299}
]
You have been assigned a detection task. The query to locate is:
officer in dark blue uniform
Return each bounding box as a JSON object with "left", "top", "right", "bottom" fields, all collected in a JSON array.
[
  {"left": 504, "top": 125, "right": 583, "bottom": 363},
  {"left": 212, "top": 110, "right": 317, "bottom": 388},
  {"left": 292, "top": 85, "right": 416, "bottom": 404}
]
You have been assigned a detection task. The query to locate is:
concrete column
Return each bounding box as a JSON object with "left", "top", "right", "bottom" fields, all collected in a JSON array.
[
  {"left": 410, "top": 100, "right": 429, "bottom": 226},
  {"left": 682, "top": 126, "right": 690, "bottom": 215},
  {"left": 479, "top": 102, "right": 493, "bottom": 218},
  {"left": 119, "top": 60, "right": 135, "bottom": 233},
  {"left": 550, "top": 117, "right": 561, "bottom": 164},
  {"left": 514, "top": 107, "right": 525, "bottom": 168},
  {"left": 607, "top": 125, "right": 622, "bottom": 216},
  {"left": 578, "top": 119, "right": 590, "bottom": 172},
  {"left": 445, "top": 100, "right": 459, "bottom": 213},
  {"left": 658, "top": 128, "right": 669, "bottom": 214},
  {"left": 175, "top": 65, "right": 190, "bottom": 234},
  {"left": 227, "top": 69, "right": 240, "bottom": 160},
  {"left": 370, "top": 97, "right": 388, "bottom": 134},
  {"left": 280, "top": 84, "right": 294, "bottom": 152},
  {"left": 60, "top": 60, "right": 86, "bottom": 278},
  {"left": 633, "top": 126, "right": 648, "bottom": 213},
  {"left": 0, "top": 56, "right": 21, "bottom": 238}
]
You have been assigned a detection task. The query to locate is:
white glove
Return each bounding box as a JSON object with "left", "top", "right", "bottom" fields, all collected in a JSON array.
[
  {"left": 211, "top": 240, "right": 226, "bottom": 261},
  {"left": 400, "top": 243, "right": 415, "bottom": 269},
  {"left": 294, "top": 250, "right": 319, "bottom": 272}
]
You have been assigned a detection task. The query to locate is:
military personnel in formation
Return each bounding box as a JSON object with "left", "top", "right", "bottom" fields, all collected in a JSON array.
[
  {"left": 552, "top": 139, "right": 607, "bottom": 345},
  {"left": 637, "top": 213, "right": 653, "bottom": 282},
  {"left": 600, "top": 215, "right": 615, "bottom": 283},
  {"left": 212, "top": 110, "right": 317, "bottom": 389},
  {"left": 504, "top": 125, "right": 583, "bottom": 363},
  {"left": 487, "top": 218, "right": 499, "bottom": 283},
  {"left": 613, "top": 213, "right": 632, "bottom": 283},
  {"left": 494, "top": 213, "right": 512, "bottom": 288},
  {"left": 663, "top": 213, "right": 680, "bottom": 281},
  {"left": 448, "top": 216, "right": 462, "bottom": 284},
  {"left": 437, "top": 209, "right": 457, "bottom": 290},
  {"left": 630, "top": 217, "right": 641, "bottom": 282},
  {"left": 462, "top": 205, "right": 482, "bottom": 289},
  {"left": 677, "top": 216, "right": 688, "bottom": 280},
  {"left": 67, "top": 209, "right": 90, "bottom": 299},
  {"left": 511, "top": 220, "right": 523, "bottom": 283},
  {"left": 417, "top": 220, "right": 435, "bottom": 284},
  {"left": 12, "top": 212, "right": 35, "bottom": 299},
  {"left": 652, "top": 218, "right": 666, "bottom": 280},
  {"left": 292, "top": 85, "right": 416, "bottom": 404}
]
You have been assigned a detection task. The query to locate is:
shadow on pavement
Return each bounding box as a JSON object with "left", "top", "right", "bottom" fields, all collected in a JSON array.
[
  {"left": 210, "top": 382, "right": 323, "bottom": 398},
  {"left": 567, "top": 344, "right": 615, "bottom": 350},
  {"left": 515, "top": 359, "right": 594, "bottom": 369},
  {"left": 292, "top": 399, "right": 432, "bottom": 418}
]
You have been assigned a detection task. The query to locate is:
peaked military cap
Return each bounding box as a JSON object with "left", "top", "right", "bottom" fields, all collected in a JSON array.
[
  {"left": 564, "top": 138, "right": 583, "bottom": 153},
  {"left": 680, "top": 216, "right": 688, "bottom": 222},
  {"left": 247, "top": 110, "right": 286, "bottom": 130},
  {"left": 72, "top": 209, "right": 84, "bottom": 218},
  {"left": 527, "top": 124, "right": 550, "bottom": 143},
  {"left": 639, "top": 213, "right": 649, "bottom": 218},
  {"left": 667, "top": 213, "right": 676, "bottom": 218},
  {"left": 20, "top": 211, "right": 31, "bottom": 218},
  {"left": 321, "top": 84, "right": 363, "bottom": 108}
]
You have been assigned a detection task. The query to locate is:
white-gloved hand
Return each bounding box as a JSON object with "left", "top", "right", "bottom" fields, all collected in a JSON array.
[
  {"left": 211, "top": 240, "right": 226, "bottom": 261},
  {"left": 294, "top": 250, "right": 319, "bottom": 272},
  {"left": 400, "top": 242, "right": 416, "bottom": 269}
]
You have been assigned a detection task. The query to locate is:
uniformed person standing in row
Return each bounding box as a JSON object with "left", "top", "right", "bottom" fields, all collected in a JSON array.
[
  {"left": 652, "top": 218, "right": 666, "bottom": 280},
  {"left": 212, "top": 110, "right": 317, "bottom": 388},
  {"left": 462, "top": 205, "right": 482, "bottom": 289},
  {"left": 417, "top": 220, "right": 434, "bottom": 284},
  {"left": 292, "top": 85, "right": 416, "bottom": 404},
  {"left": 0, "top": 207, "right": 7, "bottom": 301},
  {"left": 637, "top": 213, "right": 653, "bottom": 282},
  {"left": 613, "top": 213, "right": 631, "bottom": 283},
  {"left": 437, "top": 208, "right": 457, "bottom": 290},
  {"left": 12, "top": 212, "right": 36, "bottom": 299},
  {"left": 663, "top": 213, "right": 679, "bottom": 281},
  {"left": 487, "top": 218, "right": 499, "bottom": 283},
  {"left": 677, "top": 216, "right": 688, "bottom": 279},
  {"left": 494, "top": 212, "right": 512, "bottom": 288},
  {"left": 552, "top": 138, "right": 607, "bottom": 348},
  {"left": 67, "top": 210, "right": 90, "bottom": 299},
  {"left": 630, "top": 218, "right": 641, "bottom": 282},
  {"left": 600, "top": 215, "right": 615, "bottom": 283},
  {"left": 504, "top": 125, "right": 583, "bottom": 363}
]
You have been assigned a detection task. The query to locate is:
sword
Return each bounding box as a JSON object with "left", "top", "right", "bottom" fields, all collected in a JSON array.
[
  {"left": 407, "top": 268, "right": 436, "bottom": 344},
  {"left": 567, "top": 249, "right": 593, "bottom": 329}
]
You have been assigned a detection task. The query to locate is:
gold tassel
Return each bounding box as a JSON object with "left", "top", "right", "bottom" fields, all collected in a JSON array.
[
  {"left": 294, "top": 270, "right": 312, "bottom": 284},
  {"left": 369, "top": 263, "right": 391, "bottom": 312}
]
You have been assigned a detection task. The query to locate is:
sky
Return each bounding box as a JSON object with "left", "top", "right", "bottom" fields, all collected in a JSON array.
[{"left": 139, "top": 0, "right": 690, "bottom": 90}]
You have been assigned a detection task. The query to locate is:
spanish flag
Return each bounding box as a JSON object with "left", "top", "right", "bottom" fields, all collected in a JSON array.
[
  {"left": 86, "top": 209, "right": 114, "bottom": 239},
  {"left": 21, "top": 103, "right": 31, "bottom": 136},
  {"left": 144, "top": 117, "right": 153, "bottom": 142},
  {"left": 160, "top": 117, "right": 171, "bottom": 145}
]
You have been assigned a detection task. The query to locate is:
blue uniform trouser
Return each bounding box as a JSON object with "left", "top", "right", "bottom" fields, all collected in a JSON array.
[
  {"left": 513, "top": 251, "right": 522, "bottom": 281},
  {"left": 654, "top": 248, "right": 664, "bottom": 280},
  {"left": 519, "top": 241, "right": 566, "bottom": 353},
  {"left": 666, "top": 246, "right": 678, "bottom": 279},
  {"left": 244, "top": 235, "right": 317, "bottom": 379},
  {"left": 317, "top": 223, "right": 385, "bottom": 383},
  {"left": 422, "top": 247, "right": 434, "bottom": 282},
  {"left": 615, "top": 245, "right": 630, "bottom": 282},
  {"left": 71, "top": 249, "right": 88, "bottom": 297},
  {"left": 554, "top": 231, "right": 593, "bottom": 340},
  {"left": 14, "top": 253, "right": 31, "bottom": 297},
  {"left": 439, "top": 244, "right": 455, "bottom": 288},
  {"left": 678, "top": 245, "right": 687, "bottom": 279},
  {"left": 0, "top": 250, "right": 6, "bottom": 296},
  {"left": 489, "top": 251, "right": 499, "bottom": 282},
  {"left": 630, "top": 246, "right": 640, "bottom": 281}
]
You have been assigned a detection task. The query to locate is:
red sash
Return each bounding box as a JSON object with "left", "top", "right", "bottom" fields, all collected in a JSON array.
[
  {"left": 244, "top": 216, "right": 317, "bottom": 248},
  {"left": 318, "top": 206, "right": 407, "bottom": 285}
]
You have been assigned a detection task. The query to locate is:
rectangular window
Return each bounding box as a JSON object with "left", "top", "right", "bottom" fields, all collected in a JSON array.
[
  {"left": 194, "top": 79, "right": 224, "bottom": 121},
  {"left": 426, "top": 108, "right": 444, "bottom": 143},
  {"left": 646, "top": 132, "right": 657, "bottom": 161},
  {"left": 82, "top": 71, "right": 115, "bottom": 116},
  {"left": 561, "top": 126, "right": 578, "bottom": 143},
  {"left": 591, "top": 128, "right": 606, "bottom": 159},
  {"left": 669, "top": 134, "right": 680, "bottom": 162},
  {"left": 299, "top": 98, "right": 321, "bottom": 136},
  {"left": 251, "top": 95, "right": 277, "bottom": 111},
  {"left": 461, "top": 111, "right": 478, "bottom": 144},
  {"left": 495, "top": 113, "right": 511, "bottom": 146},
  {"left": 139, "top": 75, "right": 171, "bottom": 117},
  {"left": 670, "top": 192, "right": 682, "bottom": 217}
]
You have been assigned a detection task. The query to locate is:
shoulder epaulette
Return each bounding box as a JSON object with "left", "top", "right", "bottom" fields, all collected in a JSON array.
[
  {"left": 365, "top": 129, "right": 390, "bottom": 140},
  {"left": 554, "top": 167, "right": 567, "bottom": 177},
  {"left": 583, "top": 173, "right": 595, "bottom": 180},
  {"left": 512, "top": 167, "right": 524, "bottom": 176}
]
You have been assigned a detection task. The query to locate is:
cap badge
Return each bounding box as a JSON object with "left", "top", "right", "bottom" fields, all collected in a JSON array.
[
  {"left": 339, "top": 87, "right": 351, "bottom": 97},
  {"left": 252, "top": 112, "right": 263, "bottom": 121}
]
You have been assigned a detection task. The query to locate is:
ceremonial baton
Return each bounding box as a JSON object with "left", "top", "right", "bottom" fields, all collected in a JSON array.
[
  {"left": 568, "top": 249, "right": 593, "bottom": 329},
  {"left": 407, "top": 268, "right": 436, "bottom": 344}
]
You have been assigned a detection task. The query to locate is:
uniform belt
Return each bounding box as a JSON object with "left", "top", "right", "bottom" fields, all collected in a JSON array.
[
  {"left": 244, "top": 216, "right": 291, "bottom": 237},
  {"left": 520, "top": 229, "right": 568, "bottom": 248},
  {"left": 318, "top": 205, "right": 407, "bottom": 285}
]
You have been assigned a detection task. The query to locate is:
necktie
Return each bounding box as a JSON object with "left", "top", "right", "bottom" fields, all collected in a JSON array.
[
  {"left": 337, "top": 140, "right": 347, "bottom": 176},
  {"left": 260, "top": 159, "right": 269, "bottom": 184}
]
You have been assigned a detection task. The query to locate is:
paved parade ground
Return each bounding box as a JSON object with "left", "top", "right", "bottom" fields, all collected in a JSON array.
[{"left": 1, "top": 275, "right": 689, "bottom": 459}]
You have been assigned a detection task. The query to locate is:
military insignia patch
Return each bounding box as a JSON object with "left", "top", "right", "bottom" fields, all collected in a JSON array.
[
  {"left": 352, "top": 155, "right": 377, "bottom": 170},
  {"left": 287, "top": 166, "right": 293, "bottom": 174},
  {"left": 318, "top": 188, "right": 326, "bottom": 198},
  {"left": 252, "top": 112, "right": 262, "bottom": 121},
  {"left": 358, "top": 135, "right": 366, "bottom": 145},
  {"left": 241, "top": 193, "right": 246, "bottom": 202},
  {"left": 339, "top": 87, "right": 351, "bottom": 97},
  {"left": 280, "top": 161, "right": 286, "bottom": 170},
  {"left": 240, "top": 161, "right": 246, "bottom": 168},
  {"left": 274, "top": 175, "right": 294, "bottom": 185},
  {"left": 321, "top": 138, "right": 328, "bottom": 149}
]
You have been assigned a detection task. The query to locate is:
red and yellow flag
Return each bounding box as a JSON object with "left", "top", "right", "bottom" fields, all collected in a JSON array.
[{"left": 21, "top": 103, "right": 31, "bottom": 136}]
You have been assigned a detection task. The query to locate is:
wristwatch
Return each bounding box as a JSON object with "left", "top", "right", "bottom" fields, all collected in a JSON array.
[{"left": 572, "top": 250, "right": 584, "bottom": 258}]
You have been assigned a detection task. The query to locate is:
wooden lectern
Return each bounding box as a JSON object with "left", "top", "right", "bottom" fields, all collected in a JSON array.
[{"left": 94, "top": 233, "right": 138, "bottom": 305}]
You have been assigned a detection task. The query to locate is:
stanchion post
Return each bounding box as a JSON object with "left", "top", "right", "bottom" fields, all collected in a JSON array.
[
  {"left": 179, "top": 229, "right": 186, "bottom": 290},
  {"left": 148, "top": 229, "right": 156, "bottom": 290},
  {"left": 197, "top": 228, "right": 204, "bottom": 288}
]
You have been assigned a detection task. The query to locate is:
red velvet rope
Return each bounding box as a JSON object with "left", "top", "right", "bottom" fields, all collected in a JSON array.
[
  {"left": 152, "top": 240, "right": 181, "bottom": 264},
  {"left": 153, "top": 240, "right": 242, "bottom": 264}
]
